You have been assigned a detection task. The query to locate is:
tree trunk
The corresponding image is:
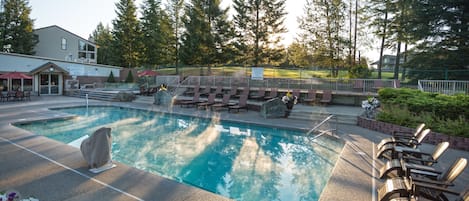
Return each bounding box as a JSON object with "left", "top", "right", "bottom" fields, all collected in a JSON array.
[
  {"left": 394, "top": 41, "right": 401, "bottom": 80},
  {"left": 353, "top": 0, "right": 358, "bottom": 66},
  {"left": 401, "top": 43, "right": 408, "bottom": 80},
  {"left": 378, "top": 10, "right": 388, "bottom": 79}
]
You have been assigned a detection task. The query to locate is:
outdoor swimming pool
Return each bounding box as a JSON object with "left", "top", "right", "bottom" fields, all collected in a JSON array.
[{"left": 15, "top": 106, "right": 344, "bottom": 201}]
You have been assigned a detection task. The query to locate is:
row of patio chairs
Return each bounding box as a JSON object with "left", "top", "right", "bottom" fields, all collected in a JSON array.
[
  {"left": 376, "top": 123, "right": 468, "bottom": 201},
  {"left": 0, "top": 90, "right": 31, "bottom": 102},
  {"left": 183, "top": 85, "right": 333, "bottom": 105},
  {"left": 178, "top": 92, "right": 248, "bottom": 113}
]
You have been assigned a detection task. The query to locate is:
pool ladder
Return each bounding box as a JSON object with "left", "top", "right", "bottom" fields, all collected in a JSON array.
[{"left": 307, "top": 114, "right": 338, "bottom": 140}]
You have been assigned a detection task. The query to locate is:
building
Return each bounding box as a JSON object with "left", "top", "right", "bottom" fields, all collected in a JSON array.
[
  {"left": 370, "top": 55, "right": 405, "bottom": 71},
  {"left": 0, "top": 52, "right": 121, "bottom": 95},
  {"left": 34, "top": 25, "right": 97, "bottom": 64}
]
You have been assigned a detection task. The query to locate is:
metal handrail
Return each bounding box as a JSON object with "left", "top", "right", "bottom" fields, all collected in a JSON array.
[{"left": 306, "top": 114, "right": 338, "bottom": 140}]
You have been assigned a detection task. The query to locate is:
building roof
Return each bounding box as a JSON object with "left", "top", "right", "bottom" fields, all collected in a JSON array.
[{"left": 34, "top": 25, "right": 96, "bottom": 45}]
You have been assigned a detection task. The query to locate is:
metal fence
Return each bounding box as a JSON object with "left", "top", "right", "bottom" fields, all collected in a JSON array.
[
  {"left": 176, "top": 76, "right": 399, "bottom": 94},
  {"left": 418, "top": 80, "right": 469, "bottom": 95}
]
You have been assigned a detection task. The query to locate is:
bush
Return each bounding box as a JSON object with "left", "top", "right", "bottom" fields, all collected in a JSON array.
[
  {"left": 348, "top": 65, "right": 373, "bottom": 78},
  {"left": 377, "top": 88, "right": 469, "bottom": 137},
  {"left": 107, "top": 71, "right": 116, "bottom": 83},
  {"left": 125, "top": 71, "right": 134, "bottom": 83}
]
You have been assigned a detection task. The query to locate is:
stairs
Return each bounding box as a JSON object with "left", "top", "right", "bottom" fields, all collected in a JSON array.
[
  {"left": 133, "top": 95, "right": 155, "bottom": 104},
  {"left": 65, "top": 90, "right": 120, "bottom": 102},
  {"left": 288, "top": 109, "right": 358, "bottom": 125}
]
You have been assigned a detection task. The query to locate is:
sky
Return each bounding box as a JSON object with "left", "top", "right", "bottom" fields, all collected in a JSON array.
[{"left": 29, "top": 0, "right": 379, "bottom": 61}]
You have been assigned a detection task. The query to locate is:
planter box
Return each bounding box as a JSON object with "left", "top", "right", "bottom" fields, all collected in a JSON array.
[{"left": 357, "top": 116, "right": 469, "bottom": 151}]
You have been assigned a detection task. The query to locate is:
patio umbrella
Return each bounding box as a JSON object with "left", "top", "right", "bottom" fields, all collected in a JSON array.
[
  {"left": 138, "top": 70, "right": 158, "bottom": 88},
  {"left": 0, "top": 72, "right": 32, "bottom": 79},
  {"left": 137, "top": 70, "right": 158, "bottom": 77}
]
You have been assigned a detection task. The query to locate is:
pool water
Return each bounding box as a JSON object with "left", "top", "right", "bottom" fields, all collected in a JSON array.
[{"left": 16, "top": 106, "right": 344, "bottom": 201}]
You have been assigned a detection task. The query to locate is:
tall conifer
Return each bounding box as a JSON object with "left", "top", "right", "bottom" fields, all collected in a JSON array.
[{"left": 0, "top": 0, "right": 37, "bottom": 54}]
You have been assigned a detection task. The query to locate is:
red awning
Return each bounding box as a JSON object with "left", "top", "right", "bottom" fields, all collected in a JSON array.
[
  {"left": 0, "top": 72, "right": 33, "bottom": 79},
  {"left": 138, "top": 70, "right": 158, "bottom": 77}
]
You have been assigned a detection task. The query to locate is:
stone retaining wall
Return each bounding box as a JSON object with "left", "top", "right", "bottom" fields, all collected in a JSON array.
[{"left": 357, "top": 116, "right": 469, "bottom": 151}]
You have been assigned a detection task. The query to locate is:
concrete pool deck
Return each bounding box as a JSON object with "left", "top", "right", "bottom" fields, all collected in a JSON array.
[{"left": 1, "top": 96, "right": 468, "bottom": 201}]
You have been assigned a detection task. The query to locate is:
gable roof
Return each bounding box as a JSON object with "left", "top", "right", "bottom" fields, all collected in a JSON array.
[
  {"left": 34, "top": 25, "right": 96, "bottom": 45},
  {"left": 29, "top": 62, "right": 69, "bottom": 75}
]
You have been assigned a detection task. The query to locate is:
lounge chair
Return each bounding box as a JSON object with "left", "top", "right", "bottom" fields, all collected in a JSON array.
[
  {"left": 227, "top": 86, "right": 238, "bottom": 97},
  {"left": 377, "top": 124, "right": 426, "bottom": 149},
  {"left": 378, "top": 177, "right": 469, "bottom": 201},
  {"left": 376, "top": 129, "right": 431, "bottom": 159},
  {"left": 184, "top": 85, "right": 200, "bottom": 96},
  {"left": 380, "top": 157, "right": 467, "bottom": 181},
  {"left": 250, "top": 88, "right": 265, "bottom": 100},
  {"left": 319, "top": 90, "right": 332, "bottom": 105},
  {"left": 383, "top": 141, "right": 449, "bottom": 165},
  {"left": 228, "top": 95, "right": 248, "bottom": 113},
  {"left": 378, "top": 158, "right": 467, "bottom": 201},
  {"left": 211, "top": 94, "right": 232, "bottom": 111},
  {"left": 213, "top": 85, "right": 223, "bottom": 97},
  {"left": 264, "top": 88, "right": 278, "bottom": 100},
  {"left": 303, "top": 89, "right": 317, "bottom": 104},
  {"left": 179, "top": 92, "right": 201, "bottom": 108},
  {"left": 23, "top": 91, "right": 31, "bottom": 101},
  {"left": 235, "top": 87, "right": 250, "bottom": 98},
  {"left": 197, "top": 93, "right": 216, "bottom": 110},
  {"left": 199, "top": 86, "right": 212, "bottom": 96}
]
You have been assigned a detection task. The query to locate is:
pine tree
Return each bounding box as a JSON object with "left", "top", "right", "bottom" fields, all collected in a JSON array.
[
  {"left": 166, "top": 0, "right": 184, "bottom": 74},
  {"left": 91, "top": 22, "right": 113, "bottom": 65},
  {"left": 140, "top": 0, "right": 174, "bottom": 67},
  {"left": 232, "top": 0, "right": 287, "bottom": 66},
  {"left": 107, "top": 71, "right": 116, "bottom": 83},
  {"left": 298, "top": 0, "right": 348, "bottom": 68},
  {"left": 0, "top": 0, "right": 37, "bottom": 54},
  {"left": 180, "top": 0, "right": 232, "bottom": 70},
  {"left": 111, "top": 0, "right": 142, "bottom": 68}
]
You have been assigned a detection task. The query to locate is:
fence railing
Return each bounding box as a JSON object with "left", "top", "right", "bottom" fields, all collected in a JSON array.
[
  {"left": 176, "top": 76, "right": 399, "bottom": 94},
  {"left": 418, "top": 80, "right": 469, "bottom": 95}
]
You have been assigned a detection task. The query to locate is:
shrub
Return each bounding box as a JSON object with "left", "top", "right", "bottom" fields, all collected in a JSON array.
[
  {"left": 125, "top": 71, "right": 134, "bottom": 83},
  {"left": 107, "top": 71, "right": 116, "bottom": 83},
  {"left": 377, "top": 88, "right": 469, "bottom": 136}
]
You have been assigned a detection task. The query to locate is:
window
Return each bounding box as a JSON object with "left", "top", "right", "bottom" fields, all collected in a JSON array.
[
  {"left": 78, "top": 40, "right": 97, "bottom": 62},
  {"left": 61, "top": 38, "right": 67, "bottom": 50}
]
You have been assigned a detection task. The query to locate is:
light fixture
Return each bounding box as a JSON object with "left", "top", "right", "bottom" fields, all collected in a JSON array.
[{"left": 49, "top": 67, "right": 54, "bottom": 72}]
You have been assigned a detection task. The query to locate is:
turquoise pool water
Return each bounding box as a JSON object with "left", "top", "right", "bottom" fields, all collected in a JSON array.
[{"left": 16, "top": 106, "right": 344, "bottom": 201}]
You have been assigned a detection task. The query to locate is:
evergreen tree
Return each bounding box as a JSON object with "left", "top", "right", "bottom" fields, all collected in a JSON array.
[
  {"left": 125, "top": 70, "right": 134, "bottom": 83},
  {"left": 91, "top": 22, "right": 113, "bottom": 65},
  {"left": 0, "top": 0, "right": 37, "bottom": 54},
  {"left": 232, "top": 0, "right": 287, "bottom": 66},
  {"left": 111, "top": 0, "right": 142, "bottom": 68},
  {"left": 298, "top": 0, "right": 348, "bottom": 68},
  {"left": 140, "top": 0, "right": 175, "bottom": 67},
  {"left": 166, "top": 0, "right": 184, "bottom": 74},
  {"left": 180, "top": 0, "right": 232, "bottom": 71},
  {"left": 287, "top": 42, "right": 312, "bottom": 67},
  {"left": 107, "top": 71, "right": 116, "bottom": 83}
]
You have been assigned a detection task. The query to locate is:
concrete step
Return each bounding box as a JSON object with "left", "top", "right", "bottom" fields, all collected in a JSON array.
[
  {"left": 287, "top": 111, "right": 357, "bottom": 125},
  {"left": 134, "top": 95, "right": 154, "bottom": 104}
]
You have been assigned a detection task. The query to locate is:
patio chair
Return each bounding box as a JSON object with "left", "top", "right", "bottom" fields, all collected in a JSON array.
[
  {"left": 303, "top": 89, "right": 317, "bottom": 104},
  {"left": 197, "top": 93, "right": 216, "bottom": 110},
  {"left": 377, "top": 124, "right": 426, "bottom": 149},
  {"left": 213, "top": 85, "right": 223, "bottom": 97},
  {"left": 380, "top": 157, "right": 466, "bottom": 181},
  {"left": 319, "top": 90, "right": 332, "bottom": 105},
  {"left": 235, "top": 87, "right": 250, "bottom": 98},
  {"left": 381, "top": 141, "right": 449, "bottom": 165},
  {"left": 292, "top": 89, "right": 300, "bottom": 100},
  {"left": 378, "top": 177, "right": 469, "bottom": 201},
  {"left": 227, "top": 86, "right": 238, "bottom": 97},
  {"left": 7, "top": 91, "right": 15, "bottom": 101},
  {"left": 211, "top": 94, "right": 232, "bottom": 111},
  {"left": 0, "top": 91, "right": 8, "bottom": 102},
  {"left": 23, "top": 91, "right": 31, "bottom": 101},
  {"left": 264, "top": 88, "right": 278, "bottom": 100},
  {"left": 378, "top": 158, "right": 467, "bottom": 201},
  {"left": 250, "top": 88, "right": 265, "bottom": 100},
  {"left": 228, "top": 95, "right": 248, "bottom": 113},
  {"left": 376, "top": 129, "right": 431, "bottom": 159},
  {"left": 199, "top": 86, "right": 212, "bottom": 96},
  {"left": 179, "top": 92, "right": 201, "bottom": 108},
  {"left": 184, "top": 85, "right": 200, "bottom": 96}
]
